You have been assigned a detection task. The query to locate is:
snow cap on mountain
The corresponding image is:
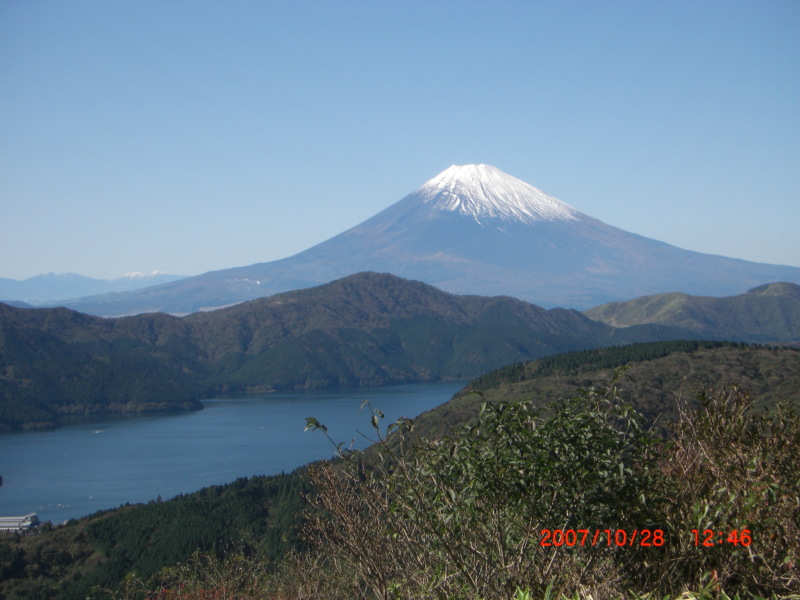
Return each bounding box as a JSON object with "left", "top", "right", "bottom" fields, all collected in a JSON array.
[
  {"left": 416, "top": 164, "right": 579, "bottom": 225},
  {"left": 123, "top": 270, "right": 168, "bottom": 279}
]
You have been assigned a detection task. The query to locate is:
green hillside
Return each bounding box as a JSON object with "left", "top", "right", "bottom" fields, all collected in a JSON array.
[
  {"left": 0, "top": 273, "right": 700, "bottom": 430},
  {"left": 400, "top": 340, "right": 800, "bottom": 443},
  {"left": 0, "top": 305, "right": 206, "bottom": 430},
  {"left": 0, "top": 471, "right": 310, "bottom": 600},
  {"left": 585, "top": 282, "right": 800, "bottom": 343}
]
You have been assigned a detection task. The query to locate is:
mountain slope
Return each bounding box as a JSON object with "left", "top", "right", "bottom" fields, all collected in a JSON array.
[
  {"left": 585, "top": 282, "right": 800, "bottom": 343},
  {"left": 0, "top": 304, "right": 206, "bottom": 430},
  {"left": 179, "top": 272, "right": 695, "bottom": 389},
  {"left": 59, "top": 164, "right": 800, "bottom": 316},
  {"left": 410, "top": 341, "right": 800, "bottom": 442},
  {"left": 0, "top": 272, "right": 697, "bottom": 429}
]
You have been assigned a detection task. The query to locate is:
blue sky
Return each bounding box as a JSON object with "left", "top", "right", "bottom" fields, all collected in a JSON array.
[{"left": 2, "top": 0, "right": 798, "bottom": 281}]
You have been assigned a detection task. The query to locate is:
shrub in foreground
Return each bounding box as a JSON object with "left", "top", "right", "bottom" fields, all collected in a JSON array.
[
  {"left": 304, "top": 375, "right": 667, "bottom": 599},
  {"left": 300, "top": 378, "right": 798, "bottom": 599},
  {"left": 106, "top": 377, "right": 799, "bottom": 600}
]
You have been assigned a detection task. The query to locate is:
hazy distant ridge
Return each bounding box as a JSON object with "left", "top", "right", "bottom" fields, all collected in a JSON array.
[{"left": 0, "top": 271, "right": 186, "bottom": 305}]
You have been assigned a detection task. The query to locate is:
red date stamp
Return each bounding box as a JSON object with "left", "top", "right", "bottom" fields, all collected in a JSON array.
[{"left": 540, "top": 528, "right": 665, "bottom": 547}]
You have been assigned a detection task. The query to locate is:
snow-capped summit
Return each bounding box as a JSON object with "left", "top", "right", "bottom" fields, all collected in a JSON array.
[{"left": 416, "top": 164, "right": 579, "bottom": 225}]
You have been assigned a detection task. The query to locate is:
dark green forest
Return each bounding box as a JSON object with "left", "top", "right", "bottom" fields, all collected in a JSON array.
[
  {"left": 1, "top": 273, "right": 713, "bottom": 430},
  {"left": 0, "top": 472, "right": 309, "bottom": 600}
]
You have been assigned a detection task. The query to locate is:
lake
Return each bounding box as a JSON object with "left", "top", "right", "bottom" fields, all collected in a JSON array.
[{"left": 0, "top": 382, "right": 464, "bottom": 523}]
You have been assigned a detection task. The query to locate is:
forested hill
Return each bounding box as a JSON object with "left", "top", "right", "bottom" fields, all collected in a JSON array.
[
  {"left": 585, "top": 282, "right": 800, "bottom": 342},
  {"left": 0, "top": 304, "right": 207, "bottom": 430},
  {"left": 0, "top": 272, "right": 699, "bottom": 430},
  {"left": 409, "top": 340, "right": 800, "bottom": 440},
  {"left": 0, "top": 470, "right": 311, "bottom": 600}
]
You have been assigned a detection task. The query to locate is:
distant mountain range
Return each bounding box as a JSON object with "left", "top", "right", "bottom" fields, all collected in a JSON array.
[
  {"left": 585, "top": 281, "right": 800, "bottom": 343},
  {"left": 0, "top": 271, "right": 186, "bottom": 305},
  {"left": 50, "top": 164, "right": 800, "bottom": 316},
  {"left": 0, "top": 272, "right": 699, "bottom": 430}
]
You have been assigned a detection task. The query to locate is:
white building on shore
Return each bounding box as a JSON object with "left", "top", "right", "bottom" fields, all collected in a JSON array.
[{"left": 0, "top": 513, "right": 39, "bottom": 532}]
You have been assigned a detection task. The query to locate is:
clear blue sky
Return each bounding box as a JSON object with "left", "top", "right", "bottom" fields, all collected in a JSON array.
[{"left": 2, "top": 0, "right": 798, "bottom": 280}]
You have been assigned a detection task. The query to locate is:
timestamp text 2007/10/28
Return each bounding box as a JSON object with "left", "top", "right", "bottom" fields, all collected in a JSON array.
[{"left": 539, "top": 529, "right": 664, "bottom": 547}]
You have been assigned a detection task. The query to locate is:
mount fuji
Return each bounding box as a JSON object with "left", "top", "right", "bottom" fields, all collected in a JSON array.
[{"left": 59, "top": 164, "right": 800, "bottom": 316}]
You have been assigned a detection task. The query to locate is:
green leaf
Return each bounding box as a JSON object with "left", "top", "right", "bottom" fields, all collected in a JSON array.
[{"left": 304, "top": 417, "right": 327, "bottom": 432}]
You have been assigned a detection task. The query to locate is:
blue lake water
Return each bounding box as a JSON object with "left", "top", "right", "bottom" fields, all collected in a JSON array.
[{"left": 0, "top": 382, "right": 463, "bottom": 523}]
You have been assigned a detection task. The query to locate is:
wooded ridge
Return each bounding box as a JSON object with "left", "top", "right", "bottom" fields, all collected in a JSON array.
[
  {"left": 585, "top": 281, "right": 800, "bottom": 342},
  {"left": 0, "top": 272, "right": 702, "bottom": 430}
]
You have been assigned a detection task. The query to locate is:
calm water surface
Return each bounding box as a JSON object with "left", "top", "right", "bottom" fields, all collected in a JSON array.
[{"left": 0, "top": 382, "right": 463, "bottom": 523}]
